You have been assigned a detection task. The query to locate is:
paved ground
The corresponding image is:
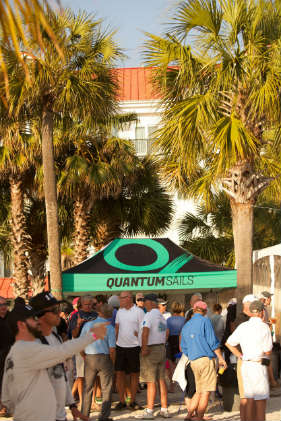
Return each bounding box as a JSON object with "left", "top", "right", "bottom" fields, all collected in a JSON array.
[{"left": 1, "top": 384, "right": 280, "bottom": 420}]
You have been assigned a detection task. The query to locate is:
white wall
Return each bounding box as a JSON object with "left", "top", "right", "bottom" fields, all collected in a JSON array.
[{"left": 117, "top": 99, "right": 196, "bottom": 244}]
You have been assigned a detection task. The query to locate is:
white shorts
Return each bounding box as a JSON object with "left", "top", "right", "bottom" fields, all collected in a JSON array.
[
  {"left": 75, "top": 353, "right": 85, "bottom": 378},
  {"left": 241, "top": 361, "right": 269, "bottom": 400}
]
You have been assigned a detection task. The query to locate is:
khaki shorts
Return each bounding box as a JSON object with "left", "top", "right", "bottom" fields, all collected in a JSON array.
[
  {"left": 190, "top": 357, "right": 216, "bottom": 393},
  {"left": 140, "top": 344, "right": 166, "bottom": 382},
  {"left": 237, "top": 358, "right": 245, "bottom": 398}
]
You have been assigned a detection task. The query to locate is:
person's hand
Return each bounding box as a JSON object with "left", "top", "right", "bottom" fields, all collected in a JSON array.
[
  {"left": 141, "top": 346, "right": 150, "bottom": 356},
  {"left": 71, "top": 406, "right": 89, "bottom": 421},
  {"left": 90, "top": 322, "right": 109, "bottom": 340},
  {"left": 218, "top": 357, "right": 227, "bottom": 369},
  {"left": 77, "top": 313, "right": 86, "bottom": 327}
]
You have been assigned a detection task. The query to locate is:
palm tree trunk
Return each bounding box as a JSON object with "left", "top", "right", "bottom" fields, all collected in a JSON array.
[
  {"left": 41, "top": 107, "right": 62, "bottom": 299},
  {"left": 10, "top": 175, "right": 29, "bottom": 298},
  {"left": 93, "top": 220, "right": 121, "bottom": 250},
  {"left": 231, "top": 200, "right": 253, "bottom": 305},
  {"left": 73, "top": 196, "right": 91, "bottom": 265}
]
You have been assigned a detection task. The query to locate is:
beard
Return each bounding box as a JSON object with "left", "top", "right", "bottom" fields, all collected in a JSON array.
[{"left": 25, "top": 321, "right": 42, "bottom": 339}]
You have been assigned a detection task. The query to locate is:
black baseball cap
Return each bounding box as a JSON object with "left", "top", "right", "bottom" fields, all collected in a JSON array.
[
  {"left": 8, "top": 297, "right": 38, "bottom": 324},
  {"left": 250, "top": 300, "right": 265, "bottom": 313},
  {"left": 30, "top": 291, "right": 62, "bottom": 312},
  {"left": 144, "top": 293, "right": 158, "bottom": 303}
]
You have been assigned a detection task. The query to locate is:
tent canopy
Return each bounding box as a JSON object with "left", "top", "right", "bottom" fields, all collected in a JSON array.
[{"left": 62, "top": 238, "right": 236, "bottom": 293}]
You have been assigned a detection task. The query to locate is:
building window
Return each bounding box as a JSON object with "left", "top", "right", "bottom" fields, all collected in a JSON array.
[
  {"left": 132, "top": 126, "right": 147, "bottom": 155},
  {"left": 148, "top": 126, "right": 158, "bottom": 153}
]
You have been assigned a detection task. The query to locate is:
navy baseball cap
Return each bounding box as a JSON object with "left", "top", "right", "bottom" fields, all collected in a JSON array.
[
  {"left": 30, "top": 292, "right": 62, "bottom": 311},
  {"left": 144, "top": 294, "right": 158, "bottom": 303}
]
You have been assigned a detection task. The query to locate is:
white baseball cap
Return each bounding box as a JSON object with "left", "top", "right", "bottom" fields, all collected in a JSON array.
[
  {"left": 242, "top": 294, "right": 258, "bottom": 303},
  {"left": 108, "top": 295, "right": 120, "bottom": 308}
]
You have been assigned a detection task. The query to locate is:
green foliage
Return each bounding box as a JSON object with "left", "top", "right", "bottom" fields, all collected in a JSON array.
[
  {"left": 143, "top": 0, "right": 281, "bottom": 201},
  {"left": 179, "top": 192, "right": 281, "bottom": 266}
]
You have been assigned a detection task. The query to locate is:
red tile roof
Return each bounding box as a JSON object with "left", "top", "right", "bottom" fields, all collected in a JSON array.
[{"left": 114, "top": 67, "right": 160, "bottom": 101}]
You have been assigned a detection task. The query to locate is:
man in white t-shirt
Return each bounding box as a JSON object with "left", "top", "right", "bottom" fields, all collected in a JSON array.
[
  {"left": 157, "top": 299, "right": 171, "bottom": 320},
  {"left": 1, "top": 298, "right": 107, "bottom": 421},
  {"left": 226, "top": 300, "right": 273, "bottom": 421},
  {"left": 114, "top": 291, "right": 145, "bottom": 411},
  {"left": 137, "top": 294, "right": 169, "bottom": 420}
]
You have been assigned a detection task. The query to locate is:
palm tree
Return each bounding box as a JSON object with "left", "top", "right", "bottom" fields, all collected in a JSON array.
[
  {"left": 59, "top": 128, "right": 140, "bottom": 265},
  {"left": 144, "top": 0, "right": 281, "bottom": 300},
  {"left": 91, "top": 156, "right": 174, "bottom": 250},
  {"left": 4, "top": 9, "right": 121, "bottom": 298},
  {"left": 179, "top": 193, "right": 234, "bottom": 267},
  {"left": 179, "top": 192, "right": 281, "bottom": 267},
  {"left": 0, "top": 1, "right": 63, "bottom": 92},
  {"left": 0, "top": 109, "right": 38, "bottom": 298}
]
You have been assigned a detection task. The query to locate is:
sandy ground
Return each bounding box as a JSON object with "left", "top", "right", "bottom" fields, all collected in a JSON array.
[{"left": 1, "top": 383, "right": 280, "bottom": 420}]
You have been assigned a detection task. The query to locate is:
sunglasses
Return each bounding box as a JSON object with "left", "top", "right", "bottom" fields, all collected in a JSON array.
[
  {"left": 37, "top": 306, "right": 60, "bottom": 318},
  {"left": 136, "top": 298, "right": 144, "bottom": 302}
]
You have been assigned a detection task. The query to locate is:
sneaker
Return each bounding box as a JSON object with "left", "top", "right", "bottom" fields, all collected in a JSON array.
[
  {"left": 159, "top": 410, "right": 171, "bottom": 418},
  {"left": 113, "top": 401, "right": 127, "bottom": 410},
  {"left": 135, "top": 409, "right": 155, "bottom": 419}
]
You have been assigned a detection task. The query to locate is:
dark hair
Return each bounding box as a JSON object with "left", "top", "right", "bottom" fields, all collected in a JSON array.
[
  {"left": 60, "top": 301, "right": 73, "bottom": 315},
  {"left": 95, "top": 295, "right": 107, "bottom": 304},
  {"left": 213, "top": 304, "right": 222, "bottom": 312},
  {"left": 9, "top": 319, "right": 19, "bottom": 337},
  {"left": 185, "top": 309, "right": 194, "bottom": 322}
]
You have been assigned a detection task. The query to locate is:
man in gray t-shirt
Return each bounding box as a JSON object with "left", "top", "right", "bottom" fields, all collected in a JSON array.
[{"left": 2, "top": 298, "right": 106, "bottom": 421}]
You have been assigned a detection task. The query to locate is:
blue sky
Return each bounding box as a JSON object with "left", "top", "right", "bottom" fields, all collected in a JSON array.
[{"left": 60, "top": 0, "right": 178, "bottom": 67}]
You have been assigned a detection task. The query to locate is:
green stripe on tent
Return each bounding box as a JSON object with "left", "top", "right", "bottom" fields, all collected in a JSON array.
[{"left": 62, "top": 270, "right": 237, "bottom": 293}]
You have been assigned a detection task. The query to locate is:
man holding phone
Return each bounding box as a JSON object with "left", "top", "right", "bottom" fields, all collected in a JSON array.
[{"left": 226, "top": 300, "right": 273, "bottom": 421}]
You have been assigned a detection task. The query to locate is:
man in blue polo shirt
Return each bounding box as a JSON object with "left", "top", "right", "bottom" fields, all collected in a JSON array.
[
  {"left": 80, "top": 303, "right": 116, "bottom": 421},
  {"left": 181, "top": 301, "right": 227, "bottom": 421}
]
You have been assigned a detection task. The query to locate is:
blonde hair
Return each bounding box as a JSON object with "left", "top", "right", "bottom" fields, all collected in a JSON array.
[{"left": 171, "top": 302, "right": 185, "bottom": 314}]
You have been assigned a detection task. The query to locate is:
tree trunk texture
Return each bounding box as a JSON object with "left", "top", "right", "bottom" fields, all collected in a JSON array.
[
  {"left": 41, "top": 108, "right": 62, "bottom": 299},
  {"left": 230, "top": 200, "right": 254, "bottom": 297},
  {"left": 93, "top": 220, "right": 121, "bottom": 250},
  {"left": 10, "top": 176, "right": 30, "bottom": 298},
  {"left": 29, "top": 246, "right": 47, "bottom": 279},
  {"left": 222, "top": 161, "right": 272, "bottom": 310},
  {"left": 73, "top": 196, "right": 91, "bottom": 265}
]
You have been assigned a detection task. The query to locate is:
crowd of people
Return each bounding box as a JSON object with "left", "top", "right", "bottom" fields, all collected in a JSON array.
[{"left": 0, "top": 289, "right": 278, "bottom": 421}]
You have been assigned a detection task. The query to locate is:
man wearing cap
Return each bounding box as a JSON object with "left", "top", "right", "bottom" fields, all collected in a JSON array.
[
  {"left": 30, "top": 292, "right": 87, "bottom": 421},
  {"left": 180, "top": 301, "right": 227, "bottom": 421},
  {"left": 259, "top": 291, "right": 273, "bottom": 324},
  {"left": 157, "top": 299, "right": 171, "bottom": 320},
  {"left": 137, "top": 294, "right": 169, "bottom": 419},
  {"left": 226, "top": 300, "right": 273, "bottom": 421},
  {"left": 1, "top": 297, "right": 107, "bottom": 421},
  {"left": 185, "top": 293, "right": 203, "bottom": 319},
  {"left": 114, "top": 291, "right": 144, "bottom": 411},
  {"left": 230, "top": 294, "right": 258, "bottom": 420},
  {"left": 136, "top": 293, "right": 146, "bottom": 313},
  {"left": 259, "top": 291, "right": 279, "bottom": 389},
  {"left": 80, "top": 303, "right": 116, "bottom": 421}
]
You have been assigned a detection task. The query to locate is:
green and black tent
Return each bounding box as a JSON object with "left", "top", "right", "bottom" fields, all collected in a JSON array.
[{"left": 62, "top": 238, "right": 236, "bottom": 294}]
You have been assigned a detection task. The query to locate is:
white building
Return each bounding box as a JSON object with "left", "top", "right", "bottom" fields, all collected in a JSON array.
[{"left": 114, "top": 67, "right": 195, "bottom": 243}]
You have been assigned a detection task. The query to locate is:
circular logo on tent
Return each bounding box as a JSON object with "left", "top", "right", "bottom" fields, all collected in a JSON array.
[{"left": 104, "top": 239, "right": 169, "bottom": 271}]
